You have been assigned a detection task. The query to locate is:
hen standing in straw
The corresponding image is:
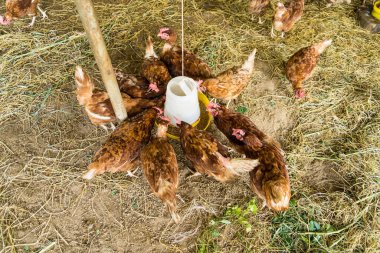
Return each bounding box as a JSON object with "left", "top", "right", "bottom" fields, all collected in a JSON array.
[
  {"left": 201, "top": 49, "right": 257, "bottom": 108},
  {"left": 285, "top": 39, "right": 332, "bottom": 98},
  {"left": 0, "top": 0, "right": 48, "bottom": 26},
  {"left": 271, "top": 0, "right": 304, "bottom": 38},
  {"left": 249, "top": 0, "right": 270, "bottom": 24}
]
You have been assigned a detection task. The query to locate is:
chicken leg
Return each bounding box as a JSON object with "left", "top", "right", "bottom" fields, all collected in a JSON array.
[
  {"left": 37, "top": 5, "right": 48, "bottom": 19},
  {"left": 270, "top": 25, "right": 276, "bottom": 38},
  {"left": 28, "top": 16, "right": 36, "bottom": 27}
]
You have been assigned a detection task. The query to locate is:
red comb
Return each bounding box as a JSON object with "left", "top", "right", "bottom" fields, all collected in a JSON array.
[
  {"left": 207, "top": 102, "right": 220, "bottom": 110},
  {"left": 159, "top": 28, "right": 170, "bottom": 33},
  {"left": 174, "top": 117, "right": 182, "bottom": 125},
  {"left": 153, "top": 107, "right": 163, "bottom": 114},
  {"left": 160, "top": 115, "right": 171, "bottom": 122}
]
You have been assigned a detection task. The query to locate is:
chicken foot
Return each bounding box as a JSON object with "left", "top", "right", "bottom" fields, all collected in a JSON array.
[
  {"left": 28, "top": 5, "right": 48, "bottom": 27},
  {"left": 100, "top": 122, "right": 116, "bottom": 132},
  {"left": 126, "top": 168, "right": 139, "bottom": 178},
  {"left": 37, "top": 5, "right": 48, "bottom": 19},
  {"left": 186, "top": 172, "right": 202, "bottom": 179}
]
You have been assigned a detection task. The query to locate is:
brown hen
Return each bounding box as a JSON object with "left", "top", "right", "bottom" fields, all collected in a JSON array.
[
  {"left": 157, "top": 27, "right": 213, "bottom": 81},
  {"left": 208, "top": 103, "right": 291, "bottom": 211},
  {"left": 141, "top": 36, "right": 172, "bottom": 96},
  {"left": 83, "top": 108, "right": 157, "bottom": 180},
  {"left": 202, "top": 49, "right": 257, "bottom": 107},
  {"left": 249, "top": 0, "right": 270, "bottom": 24},
  {"left": 141, "top": 116, "right": 180, "bottom": 223},
  {"left": 0, "top": 0, "right": 47, "bottom": 26},
  {"left": 285, "top": 39, "right": 332, "bottom": 99},
  {"left": 75, "top": 66, "right": 163, "bottom": 130},
  {"left": 271, "top": 0, "right": 304, "bottom": 38},
  {"left": 115, "top": 71, "right": 162, "bottom": 99},
  {"left": 178, "top": 121, "right": 259, "bottom": 183}
]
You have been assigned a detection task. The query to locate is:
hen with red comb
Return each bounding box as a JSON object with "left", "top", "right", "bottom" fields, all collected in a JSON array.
[
  {"left": 157, "top": 27, "right": 213, "bottom": 81},
  {"left": 207, "top": 104, "right": 291, "bottom": 212}
]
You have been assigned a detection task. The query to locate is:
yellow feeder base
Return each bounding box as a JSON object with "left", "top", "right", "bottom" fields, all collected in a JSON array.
[
  {"left": 372, "top": 0, "right": 380, "bottom": 20},
  {"left": 156, "top": 92, "right": 212, "bottom": 140}
]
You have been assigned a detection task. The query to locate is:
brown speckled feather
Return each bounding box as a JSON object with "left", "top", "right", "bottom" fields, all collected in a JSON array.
[
  {"left": 141, "top": 57, "right": 171, "bottom": 91},
  {"left": 213, "top": 106, "right": 267, "bottom": 155},
  {"left": 249, "top": 0, "right": 270, "bottom": 15},
  {"left": 285, "top": 39, "right": 332, "bottom": 96},
  {"left": 285, "top": 47, "right": 320, "bottom": 90},
  {"left": 116, "top": 73, "right": 163, "bottom": 99},
  {"left": 141, "top": 138, "right": 179, "bottom": 195},
  {"left": 212, "top": 105, "right": 290, "bottom": 211},
  {"left": 85, "top": 109, "right": 157, "bottom": 178},
  {"left": 249, "top": 142, "right": 290, "bottom": 211},
  {"left": 81, "top": 89, "right": 162, "bottom": 127},
  {"left": 203, "top": 67, "right": 250, "bottom": 101},
  {"left": 161, "top": 45, "right": 213, "bottom": 80},
  {"left": 122, "top": 93, "right": 164, "bottom": 117},
  {"left": 141, "top": 125, "right": 179, "bottom": 221},
  {"left": 274, "top": 0, "right": 304, "bottom": 33},
  {"left": 141, "top": 36, "right": 171, "bottom": 94},
  {"left": 5, "top": 0, "right": 38, "bottom": 20},
  {"left": 75, "top": 67, "right": 163, "bottom": 128},
  {"left": 179, "top": 123, "right": 235, "bottom": 182},
  {"left": 84, "top": 90, "right": 117, "bottom": 126},
  {"left": 202, "top": 49, "right": 256, "bottom": 101}
]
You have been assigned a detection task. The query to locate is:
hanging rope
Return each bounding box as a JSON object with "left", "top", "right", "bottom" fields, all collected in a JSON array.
[{"left": 181, "top": 0, "right": 184, "bottom": 76}]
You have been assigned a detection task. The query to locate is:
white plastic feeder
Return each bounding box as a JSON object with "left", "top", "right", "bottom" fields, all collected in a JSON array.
[{"left": 164, "top": 76, "right": 200, "bottom": 125}]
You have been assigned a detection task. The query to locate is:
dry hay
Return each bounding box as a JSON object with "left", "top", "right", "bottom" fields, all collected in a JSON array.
[{"left": 0, "top": 0, "right": 379, "bottom": 252}]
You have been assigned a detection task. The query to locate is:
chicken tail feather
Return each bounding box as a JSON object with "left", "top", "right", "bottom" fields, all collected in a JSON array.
[
  {"left": 264, "top": 178, "right": 291, "bottom": 211},
  {"left": 243, "top": 134, "right": 263, "bottom": 150},
  {"left": 315, "top": 39, "right": 332, "bottom": 55},
  {"left": 82, "top": 168, "right": 97, "bottom": 180},
  {"left": 75, "top": 66, "right": 94, "bottom": 106},
  {"left": 166, "top": 201, "right": 180, "bottom": 224},
  {"left": 83, "top": 161, "right": 105, "bottom": 180},
  {"left": 157, "top": 179, "right": 180, "bottom": 223},
  {"left": 145, "top": 35, "right": 158, "bottom": 59},
  {"left": 230, "top": 158, "right": 260, "bottom": 174},
  {"left": 241, "top": 48, "right": 257, "bottom": 74}
]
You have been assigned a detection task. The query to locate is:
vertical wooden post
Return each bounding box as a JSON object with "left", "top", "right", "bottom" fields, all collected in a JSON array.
[{"left": 74, "top": 0, "right": 128, "bottom": 121}]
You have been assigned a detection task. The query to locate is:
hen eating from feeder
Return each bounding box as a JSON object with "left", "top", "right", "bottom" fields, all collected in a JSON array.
[
  {"left": 141, "top": 36, "right": 172, "bottom": 95},
  {"left": 82, "top": 108, "right": 158, "bottom": 180},
  {"left": 140, "top": 109, "right": 180, "bottom": 223},
  {"left": 115, "top": 72, "right": 157, "bottom": 99},
  {"left": 177, "top": 119, "right": 260, "bottom": 183},
  {"left": 75, "top": 66, "right": 164, "bottom": 131},
  {"left": 208, "top": 103, "right": 291, "bottom": 211},
  {"left": 157, "top": 27, "right": 213, "bottom": 81}
]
